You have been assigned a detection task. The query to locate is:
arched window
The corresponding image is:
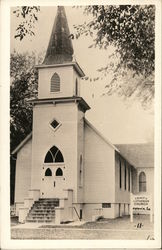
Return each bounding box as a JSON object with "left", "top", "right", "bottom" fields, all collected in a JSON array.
[
  {"left": 80, "top": 154, "right": 83, "bottom": 169},
  {"left": 124, "top": 161, "right": 127, "bottom": 190},
  {"left": 55, "top": 150, "right": 64, "bottom": 162},
  {"left": 44, "top": 146, "right": 64, "bottom": 163},
  {"left": 119, "top": 160, "right": 122, "bottom": 189},
  {"left": 79, "top": 154, "right": 83, "bottom": 186},
  {"left": 139, "top": 172, "right": 146, "bottom": 192},
  {"left": 56, "top": 168, "right": 63, "bottom": 176},
  {"left": 75, "top": 79, "right": 78, "bottom": 96},
  {"left": 44, "top": 151, "right": 53, "bottom": 163},
  {"left": 51, "top": 73, "right": 60, "bottom": 92},
  {"left": 45, "top": 168, "right": 52, "bottom": 176}
]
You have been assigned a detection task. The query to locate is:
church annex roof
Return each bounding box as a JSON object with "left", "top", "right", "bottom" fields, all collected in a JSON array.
[
  {"left": 115, "top": 143, "right": 154, "bottom": 168},
  {"left": 42, "top": 6, "right": 74, "bottom": 65},
  {"left": 11, "top": 132, "right": 32, "bottom": 155}
]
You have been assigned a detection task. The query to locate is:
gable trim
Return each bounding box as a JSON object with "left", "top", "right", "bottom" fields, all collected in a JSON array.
[{"left": 11, "top": 132, "right": 32, "bottom": 155}]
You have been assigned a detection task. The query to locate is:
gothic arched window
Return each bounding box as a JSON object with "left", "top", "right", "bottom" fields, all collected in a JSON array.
[
  {"left": 45, "top": 168, "right": 52, "bottom": 176},
  {"left": 56, "top": 168, "right": 63, "bottom": 176},
  {"left": 79, "top": 154, "right": 83, "bottom": 186},
  {"left": 119, "top": 159, "right": 122, "bottom": 189},
  {"left": 51, "top": 73, "right": 60, "bottom": 92},
  {"left": 44, "top": 146, "right": 64, "bottom": 163},
  {"left": 139, "top": 172, "right": 146, "bottom": 192}
]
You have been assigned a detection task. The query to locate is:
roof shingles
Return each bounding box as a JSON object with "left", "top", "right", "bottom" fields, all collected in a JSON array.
[{"left": 43, "top": 6, "right": 74, "bottom": 65}]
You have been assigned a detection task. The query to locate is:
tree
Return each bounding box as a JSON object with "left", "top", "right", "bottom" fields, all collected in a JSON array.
[
  {"left": 10, "top": 51, "right": 42, "bottom": 204},
  {"left": 10, "top": 51, "right": 40, "bottom": 152},
  {"left": 13, "top": 6, "right": 40, "bottom": 40},
  {"left": 12, "top": 5, "right": 155, "bottom": 107},
  {"left": 74, "top": 5, "right": 155, "bottom": 107}
]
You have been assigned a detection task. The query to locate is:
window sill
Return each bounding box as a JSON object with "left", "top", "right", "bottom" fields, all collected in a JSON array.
[
  {"left": 50, "top": 91, "right": 62, "bottom": 94},
  {"left": 43, "top": 163, "right": 65, "bottom": 166}
]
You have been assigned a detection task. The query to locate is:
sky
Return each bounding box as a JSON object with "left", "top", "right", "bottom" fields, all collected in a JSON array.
[{"left": 10, "top": 6, "right": 154, "bottom": 144}]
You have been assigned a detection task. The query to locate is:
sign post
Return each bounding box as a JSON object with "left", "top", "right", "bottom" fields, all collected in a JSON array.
[
  {"left": 150, "top": 195, "right": 153, "bottom": 223},
  {"left": 130, "top": 193, "right": 152, "bottom": 222},
  {"left": 130, "top": 193, "right": 133, "bottom": 222}
]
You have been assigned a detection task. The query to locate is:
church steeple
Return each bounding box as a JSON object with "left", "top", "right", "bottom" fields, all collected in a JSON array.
[
  {"left": 36, "top": 6, "right": 86, "bottom": 100},
  {"left": 43, "top": 6, "right": 74, "bottom": 65}
]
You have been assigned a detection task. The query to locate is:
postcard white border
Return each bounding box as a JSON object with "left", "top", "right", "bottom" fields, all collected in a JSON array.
[{"left": 0, "top": 0, "right": 161, "bottom": 248}]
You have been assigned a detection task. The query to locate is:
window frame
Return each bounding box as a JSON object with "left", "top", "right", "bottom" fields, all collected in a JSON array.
[
  {"left": 43, "top": 162, "right": 64, "bottom": 167},
  {"left": 119, "top": 159, "right": 122, "bottom": 189},
  {"left": 124, "top": 161, "right": 127, "bottom": 191},
  {"left": 55, "top": 167, "right": 63, "bottom": 177},
  {"left": 49, "top": 118, "right": 62, "bottom": 132},
  {"left": 128, "top": 166, "right": 131, "bottom": 191},
  {"left": 79, "top": 154, "right": 83, "bottom": 187},
  {"left": 75, "top": 78, "right": 79, "bottom": 96},
  {"left": 50, "top": 72, "right": 61, "bottom": 93},
  {"left": 44, "top": 146, "right": 64, "bottom": 163},
  {"left": 139, "top": 171, "right": 147, "bottom": 192},
  {"left": 45, "top": 168, "right": 52, "bottom": 176}
]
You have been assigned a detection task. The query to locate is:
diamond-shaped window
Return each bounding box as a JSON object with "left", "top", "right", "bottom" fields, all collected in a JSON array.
[{"left": 50, "top": 119, "right": 60, "bottom": 130}]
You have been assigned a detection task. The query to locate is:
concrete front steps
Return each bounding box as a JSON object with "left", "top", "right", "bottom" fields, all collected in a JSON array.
[{"left": 26, "top": 198, "right": 59, "bottom": 223}]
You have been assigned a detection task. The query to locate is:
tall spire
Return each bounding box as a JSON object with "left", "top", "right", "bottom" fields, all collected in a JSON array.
[{"left": 43, "top": 6, "right": 74, "bottom": 65}]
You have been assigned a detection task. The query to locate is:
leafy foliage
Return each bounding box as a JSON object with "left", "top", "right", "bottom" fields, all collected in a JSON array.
[
  {"left": 13, "top": 6, "right": 40, "bottom": 40},
  {"left": 10, "top": 51, "right": 42, "bottom": 204},
  {"left": 12, "top": 5, "right": 155, "bottom": 106},
  {"left": 10, "top": 51, "right": 41, "bottom": 152},
  {"left": 74, "top": 5, "right": 155, "bottom": 106},
  {"left": 74, "top": 5, "right": 155, "bottom": 77}
]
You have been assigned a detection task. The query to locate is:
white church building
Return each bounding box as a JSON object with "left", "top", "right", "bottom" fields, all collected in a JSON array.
[{"left": 12, "top": 6, "right": 154, "bottom": 224}]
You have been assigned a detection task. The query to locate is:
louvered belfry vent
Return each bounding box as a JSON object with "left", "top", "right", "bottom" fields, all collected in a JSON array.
[{"left": 51, "top": 73, "right": 60, "bottom": 92}]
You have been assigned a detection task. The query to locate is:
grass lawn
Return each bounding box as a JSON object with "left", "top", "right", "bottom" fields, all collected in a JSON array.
[{"left": 11, "top": 215, "right": 154, "bottom": 240}]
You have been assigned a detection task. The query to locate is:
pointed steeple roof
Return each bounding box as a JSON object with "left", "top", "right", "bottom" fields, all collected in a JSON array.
[{"left": 43, "top": 6, "right": 74, "bottom": 65}]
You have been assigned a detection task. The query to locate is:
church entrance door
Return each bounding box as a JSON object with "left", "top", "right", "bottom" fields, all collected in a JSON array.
[{"left": 41, "top": 164, "right": 66, "bottom": 198}]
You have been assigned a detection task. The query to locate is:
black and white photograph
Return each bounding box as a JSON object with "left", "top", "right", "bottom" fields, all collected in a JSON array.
[{"left": 0, "top": 0, "right": 161, "bottom": 248}]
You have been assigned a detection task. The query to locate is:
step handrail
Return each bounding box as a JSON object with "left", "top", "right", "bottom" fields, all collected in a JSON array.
[{"left": 73, "top": 206, "right": 81, "bottom": 221}]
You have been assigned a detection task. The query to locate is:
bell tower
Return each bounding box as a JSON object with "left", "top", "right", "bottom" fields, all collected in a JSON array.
[
  {"left": 30, "top": 6, "right": 90, "bottom": 204},
  {"left": 36, "top": 6, "right": 84, "bottom": 99}
]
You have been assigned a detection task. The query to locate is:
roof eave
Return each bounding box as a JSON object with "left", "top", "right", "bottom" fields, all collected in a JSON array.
[
  {"left": 28, "top": 97, "right": 90, "bottom": 112},
  {"left": 11, "top": 132, "right": 32, "bottom": 155},
  {"left": 115, "top": 150, "right": 137, "bottom": 170},
  {"left": 35, "top": 62, "right": 85, "bottom": 77}
]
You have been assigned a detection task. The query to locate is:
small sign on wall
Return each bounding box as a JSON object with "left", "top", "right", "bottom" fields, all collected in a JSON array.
[{"left": 130, "top": 193, "right": 153, "bottom": 222}]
